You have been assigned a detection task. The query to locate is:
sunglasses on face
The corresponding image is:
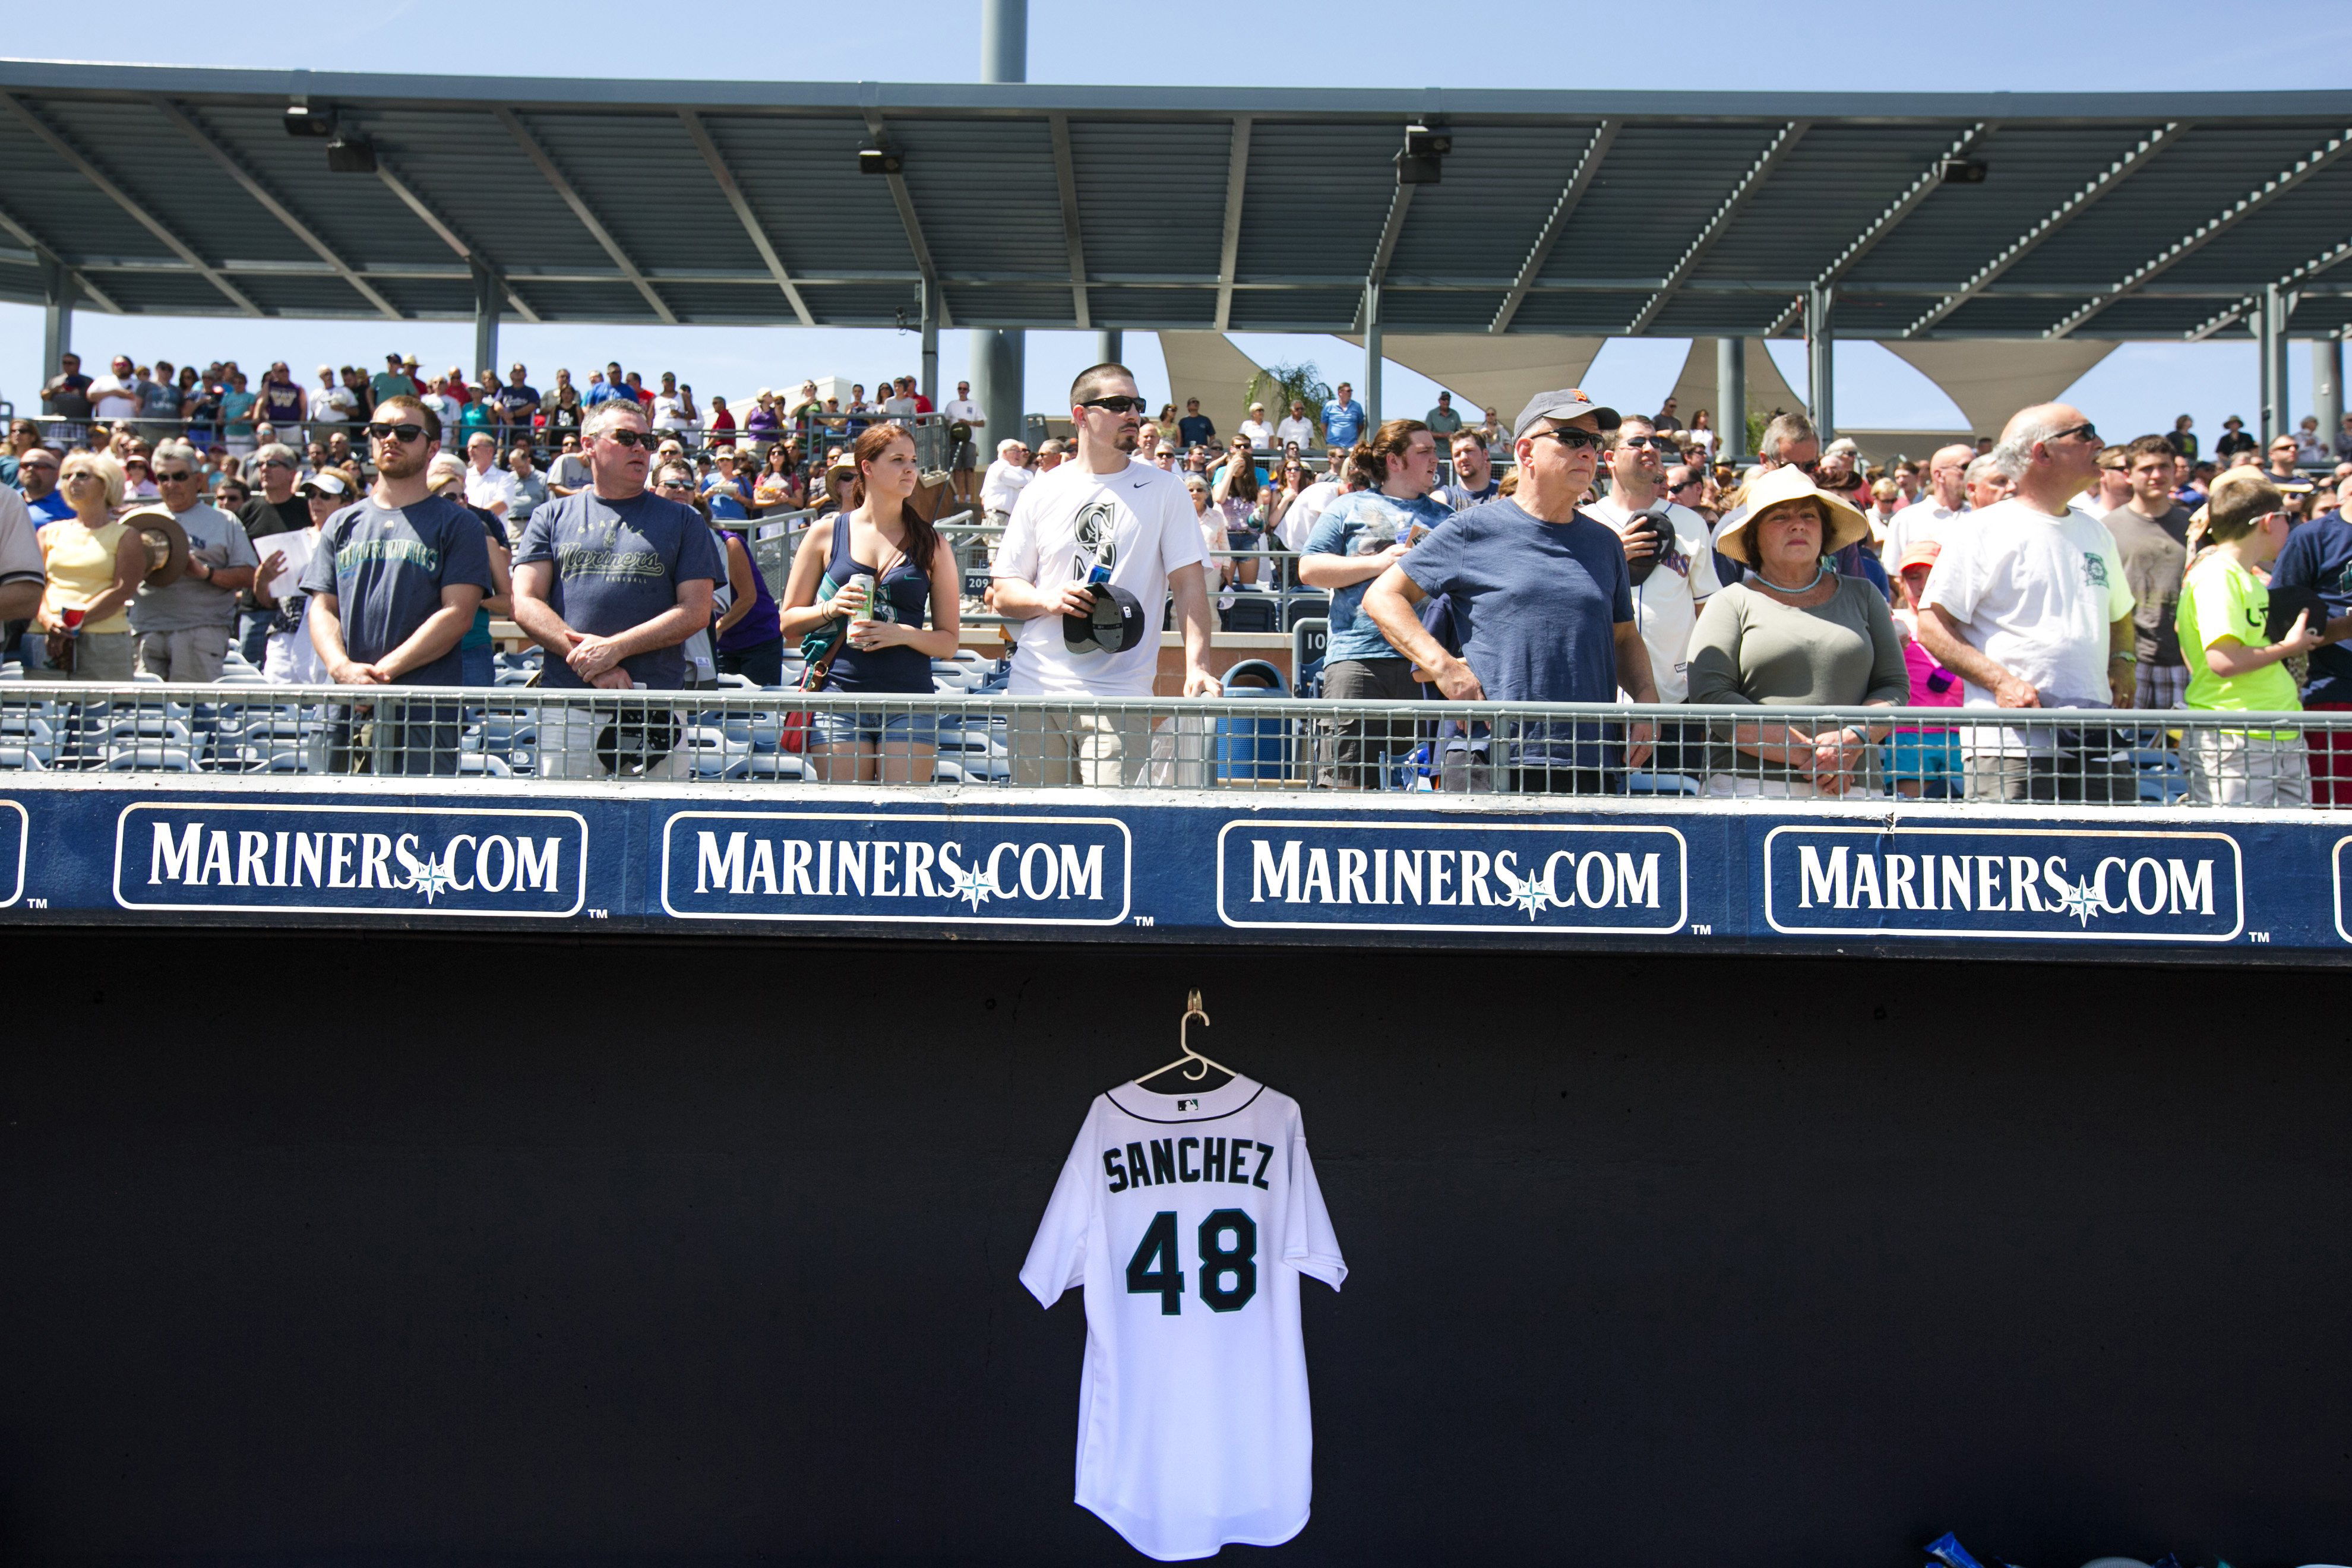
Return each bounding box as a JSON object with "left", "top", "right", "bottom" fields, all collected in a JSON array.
[
  {"left": 599, "top": 429, "right": 660, "bottom": 449},
  {"left": 260, "top": 456, "right": 296, "bottom": 469},
  {"left": 2050, "top": 421, "right": 2100, "bottom": 444},
  {"left": 1619, "top": 435, "right": 1676, "bottom": 451},
  {"left": 1534, "top": 427, "right": 1605, "bottom": 452},
  {"left": 1079, "top": 396, "right": 1149, "bottom": 416},
  {"left": 153, "top": 470, "right": 196, "bottom": 483},
  {"left": 655, "top": 479, "right": 693, "bottom": 490},
  {"left": 365, "top": 422, "right": 426, "bottom": 444}
]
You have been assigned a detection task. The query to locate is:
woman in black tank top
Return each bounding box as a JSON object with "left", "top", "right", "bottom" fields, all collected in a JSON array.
[{"left": 777, "top": 424, "right": 965, "bottom": 783}]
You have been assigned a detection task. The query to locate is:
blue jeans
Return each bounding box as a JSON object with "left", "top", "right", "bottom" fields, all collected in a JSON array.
[
  {"left": 236, "top": 609, "right": 273, "bottom": 666},
  {"left": 460, "top": 643, "right": 495, "bottom": 687}
]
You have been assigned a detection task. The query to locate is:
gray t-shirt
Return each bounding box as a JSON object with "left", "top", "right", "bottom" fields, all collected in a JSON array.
[
  {"left": 547, "top": 453, "right": 591, "bottom": 491},
  {"left": 2100, "top": 501, "right": 2192, "bottom": 668},
  {"left": 1685, "top": 577, "right": 1909, "bottom": 783},
  {"left": 507, "top": 470, "right": 551, "bottom": 532},
  {"left": 128, "top": 502, "right": 257, "bottom": 633},
  {"left": 296, "top": 495, "right": 495, "bottom": 686},
  {"left": 514, "top": 489, "right": 725, "bottom": 690}
]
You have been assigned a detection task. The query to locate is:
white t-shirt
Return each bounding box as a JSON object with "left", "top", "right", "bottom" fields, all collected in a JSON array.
[
  {"left": 1278, "top": 479, "right": 1341, "bottom": 554},
  {"left": 88, "top": 375, "right": 140, "bottom": 420},
  {"left": 1584, "top": 494, "right": 1721, "bottom": 704},
  {"left": 1880, "top": 498, "right": 1965, "bottom": 570},
  {"left": 1919, "top": 495, "right": 2133, "bottom": 740},
  {"left": 1274, "top": 416, "right": 1316, "bottom": 451},
  {"left": 651, "top": 392, "right": 691, "bottom": 431},
  {"left": 994, "top": 458, "right": 1207, "bottom": 697},
  {"left": 1238, "top": 418, "right": 1275, "bottom": 450},
  {"left": 1022, "top": 1074, "right": 1345, "bottom": 1564},
  {"left": 308, "top": 385, "right": 356, "bottom": 423},
  {"left": 941, "top": 398, "right": 983, "bottom": 426},
  {"left": 981, "top": 458, "right": 1034, "bottom": 515}
]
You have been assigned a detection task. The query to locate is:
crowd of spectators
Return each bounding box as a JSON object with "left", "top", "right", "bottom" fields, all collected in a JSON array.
[{"left": 12, "top": 342, "right": 2352, "bottom": 803}]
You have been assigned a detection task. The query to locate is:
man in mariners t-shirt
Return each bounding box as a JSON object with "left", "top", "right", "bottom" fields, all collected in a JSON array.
[
  {"left": 990, "top": 363, "right": 1216, "bottom": 786},
  {"left": 511, "top": 400, "right": 722, "bottom": 780}
]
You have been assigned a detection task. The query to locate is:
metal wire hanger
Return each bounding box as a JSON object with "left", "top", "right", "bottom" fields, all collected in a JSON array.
[{"left": 1133, "top": 990, "right": 1237, "bottom": 1086}]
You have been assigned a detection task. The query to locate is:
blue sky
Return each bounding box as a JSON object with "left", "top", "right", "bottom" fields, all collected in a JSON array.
[{"left": 5, "top": 1, "right": 2348, "bottom": 445}]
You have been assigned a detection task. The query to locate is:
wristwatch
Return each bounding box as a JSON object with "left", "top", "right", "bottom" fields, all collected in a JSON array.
[{"left": 2110, "top": 649, "right": 2137, "bottom": 663}]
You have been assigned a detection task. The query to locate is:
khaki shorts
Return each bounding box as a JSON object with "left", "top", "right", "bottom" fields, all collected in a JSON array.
[{"left": 1007, "top": 708, "right": 1161, "bottom": 788}]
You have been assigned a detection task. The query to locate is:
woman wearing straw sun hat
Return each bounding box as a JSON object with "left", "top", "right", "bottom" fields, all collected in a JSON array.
[{"left": 1685, "top": 464, "right": 1910, "bottom": 797}]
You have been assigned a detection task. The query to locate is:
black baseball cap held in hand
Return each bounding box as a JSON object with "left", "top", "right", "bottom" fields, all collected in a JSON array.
[{"left": 1063, "top": 581, "right": 1147, "bottom": 655}]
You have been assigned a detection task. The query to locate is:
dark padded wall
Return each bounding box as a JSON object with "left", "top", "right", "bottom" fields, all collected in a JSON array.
[{"left": 2, "top": 930, "right": 2347, "bottom": 1566}]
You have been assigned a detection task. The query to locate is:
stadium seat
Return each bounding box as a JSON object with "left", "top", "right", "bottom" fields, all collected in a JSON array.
[
  {"left": 105, "top": 745, "right": 196, "bottom": 772},
  {"left": 0, "top": 746, "right": 48, "bottom": 771}
]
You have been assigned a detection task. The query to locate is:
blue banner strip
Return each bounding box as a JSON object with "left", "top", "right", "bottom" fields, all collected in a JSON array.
[{"left": 7, "top": 783, "right": 2347, "bottom": 960}]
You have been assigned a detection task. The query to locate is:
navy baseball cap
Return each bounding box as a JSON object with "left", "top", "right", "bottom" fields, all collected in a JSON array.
[
  {"left": 1063, "top": 582, "right": 1147, "bottom": 655},
  {"left": 1512, "top": 387, "right": 1621, "bottom": 440}
]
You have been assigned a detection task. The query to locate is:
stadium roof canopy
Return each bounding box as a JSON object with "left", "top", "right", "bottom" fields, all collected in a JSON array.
[{"left": 1, "top": 60, "right": 2348, "bottom": 344}]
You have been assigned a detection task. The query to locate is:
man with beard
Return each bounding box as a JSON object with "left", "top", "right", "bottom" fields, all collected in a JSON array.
[
  {"left": 990, "top": 362, "right": 1217, "bottom": 785},
  {"left": 297, "top": 396, "right": 493, "bottom": 774}
]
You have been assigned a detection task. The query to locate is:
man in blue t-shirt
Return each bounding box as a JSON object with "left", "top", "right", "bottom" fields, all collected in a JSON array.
[
  {"left": 583, "top": 361, "right": 635, "bottom": 407},
  {"left": 2267, "top": 472, "right": 2352, "bottom": 804},
  {"left": 513, "top": 402, "right": 723, "bottom": 779},
  {"left": 1322, "top": 384, "right": 1366, "bottom": 451},
  {"left": 1362, "top": 388, "right": 1659, "bottom": 792},
  {"left": 298, "top": 395, "right": 495, "bottom": 774},
  {"left": 1175, "top": 399, "right": 1216, "bottom": 451}
]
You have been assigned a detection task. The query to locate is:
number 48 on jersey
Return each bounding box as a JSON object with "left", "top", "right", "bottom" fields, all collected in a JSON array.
[{"left": 1126, "top": 1208, "right": 1258, "bottom": 1314}]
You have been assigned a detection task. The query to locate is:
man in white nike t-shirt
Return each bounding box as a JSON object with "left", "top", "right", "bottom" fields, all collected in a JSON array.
[{"left": 991, "top": 362, "right": 1217, "bottom": 785}]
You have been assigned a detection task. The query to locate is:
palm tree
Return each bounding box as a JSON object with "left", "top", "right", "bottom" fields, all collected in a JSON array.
[{"left": 1245, "top": 362, "right": 1332, "bottom": 441}]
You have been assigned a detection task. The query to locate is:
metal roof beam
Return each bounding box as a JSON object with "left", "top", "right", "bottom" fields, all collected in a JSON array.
[
  {"left": 1213, "top": 117, "right": 1251, "bottom": 332},
  {"left": 372, "top": 159, "right": 540, "bottom": 323},
  {"left": 1770, "top": 122, "right": 1991, "bottom": 334},
  {"left": 154, "top": 99, "right": 400, "bottom": 321},
  {"left": 1626, "top": 120, "right": 1808, "bottom": 336},
  {"left": 2186, "top": 230, "right": 2352, "bottom": 341},
  {"left": 0, "top": 90, "right": 260, "bottom": 315},
  {"left": 2047, "top": 124, "right": 2352, "bottom": 339},
  {"left": 678, "top": 108, "right": 814, "bottom": 328},
  {"left": 1490, "top": 119, "right": 1617, "bottom": 335},
  {"left": 859, "top": 109, "right": 950, "bottom": 329},
  {"left": 495, "top": 107, "right": 675, "bottom": 324},
  {"left": 1367, "top": 183, "right": 1414, "bottom": 292},
  {"left": 1901, "top": 121, "right": 2184, "bottom": 337},
  {"left": 1047, "top": 112, "right": 1090, "bottom": 331},
  {"left": 0, "top": 194, "right": 121, "bottom": 312}
]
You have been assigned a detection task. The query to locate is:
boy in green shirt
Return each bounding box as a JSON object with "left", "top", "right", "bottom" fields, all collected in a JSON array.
[{"left": 2175, "top": 470, "right": 2331, "bottom": 804}]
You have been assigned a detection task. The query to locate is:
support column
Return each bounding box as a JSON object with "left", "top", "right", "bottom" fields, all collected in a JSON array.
[
  {"left": 971, "top": 329, "right": 1024, "bottom": 459},
  {"left": 2260, "top": 283, "right": 2289, "bottom": 444},
  {"left": 919, "top": 279, "right": 940, "bottom": 406},
  {"left": 1716, "top": 336, "right": 1747, "bottom": 463},
  {"left": 471, "top": 260, "right": 500, "bottom": 381},
  {"left": 2316, "top": 334, "right": 2345, "bottom": 457},
  {"left": 1804, "top": 286, "right": 1835, "bottom": 442},
  {"left": 1093, "top": 328, "right": 1123, "bottom": 368},
  {"left": 40, "top": 258, "right": 74, "bottom": 382},
  {"left": 1364, "top": 283, "right": 1383, "bottom": 428},
  {"left": 977, "top": 0, "right": 1026, "bottom": 450}
]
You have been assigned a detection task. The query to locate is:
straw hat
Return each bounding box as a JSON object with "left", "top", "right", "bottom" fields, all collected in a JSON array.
[{"left": 1714, "top": 464, "right": 1871, "bottom": 567}]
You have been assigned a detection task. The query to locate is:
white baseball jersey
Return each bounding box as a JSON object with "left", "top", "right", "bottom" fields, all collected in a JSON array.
[{"left": 1021, "top": 1074, "right": 1346, "bottom": 1562}]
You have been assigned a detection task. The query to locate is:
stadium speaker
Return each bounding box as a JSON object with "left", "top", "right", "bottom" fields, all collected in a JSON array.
[
  {"left": 1940, "top": 157, "right": 1989, "bottom": 184},
  {"left": 859, "top": 147, "right": 903, "bottom": 176},
  {"left": 325, "top": 134, "right": 377, "bottom": 174},
  {"left": 1396, "top": 122, "right": 1450, "bottom": 185},
  {"left": 282, "top": 104, "right": 336, "bottom": 138}
]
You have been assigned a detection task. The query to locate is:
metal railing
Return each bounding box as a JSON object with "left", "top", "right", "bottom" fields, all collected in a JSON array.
[{"left": 0, "top": 678, "right": 2342, "bottom": 807}]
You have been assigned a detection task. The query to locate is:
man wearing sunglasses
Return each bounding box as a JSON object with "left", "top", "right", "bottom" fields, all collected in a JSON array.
[
  {"left": 1917, "top": 402, "right": 2139, "bottom": 803},
  {"left": 15, "top": 445, "right": 69, "bottom": 527},
  {"left": 129, "top": 438, "right": 258, "bottom": 684},
  {"left": 1362, "top": 389, "right": 1659, "bottom": 794},
  {"left": 295, "top": 398, "right": 494, "bottom": 773},
  {"left": 233, "top": 442, "right": 314, "bottom": 664},
  {"left": 990, "top": 363, "right": 1215, "bottom": 786},
  {"left": 511, "top": 400, "right": 721, "bottom": 779}
]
